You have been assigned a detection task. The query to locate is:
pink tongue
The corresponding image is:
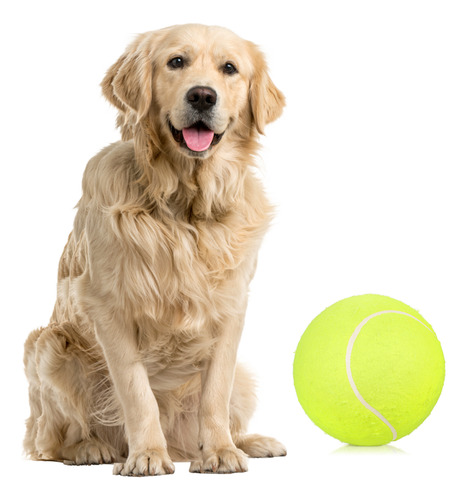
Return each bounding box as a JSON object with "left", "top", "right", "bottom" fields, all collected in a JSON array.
[{"left": 182, "top": 126, "right": 215, "bottom": 152}]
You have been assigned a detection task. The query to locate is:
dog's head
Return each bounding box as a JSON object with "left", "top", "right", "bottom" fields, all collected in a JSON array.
[{"left": 101, "top": 24, "right": 285, "bottom": 161}]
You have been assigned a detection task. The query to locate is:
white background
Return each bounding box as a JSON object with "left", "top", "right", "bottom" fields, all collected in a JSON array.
[{"left": 1, "top": 0, "right": 466, "bottom": 498}]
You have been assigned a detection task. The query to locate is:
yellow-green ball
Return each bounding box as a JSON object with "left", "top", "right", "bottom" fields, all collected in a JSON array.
[{"left": 293, "top": 294, "right": 445, "bottom": 446}]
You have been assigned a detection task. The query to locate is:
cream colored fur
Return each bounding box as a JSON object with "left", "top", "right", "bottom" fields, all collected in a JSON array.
[{"left": 24, "top": 24, "right": 286, "bottom": 476}]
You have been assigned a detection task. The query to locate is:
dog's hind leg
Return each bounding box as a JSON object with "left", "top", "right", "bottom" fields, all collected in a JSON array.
[
  {"left": 24, "top": 322, "right": 122, "bottom": 464},
  {"left": 229, "top": 365, "right": 287, "bottom": 459},
  {"left": 24, "top": 327, "right": 48, "bottom": 459}
]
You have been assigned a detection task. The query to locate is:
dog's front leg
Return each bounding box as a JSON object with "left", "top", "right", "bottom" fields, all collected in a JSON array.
[
  {"left": 95, "top": 318, "right": 175, "bottom": 476},
  {"left": 190, "top": 311, "right": 249, "bottom": 474}
]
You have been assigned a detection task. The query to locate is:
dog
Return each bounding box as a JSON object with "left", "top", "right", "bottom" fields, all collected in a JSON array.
[{"left": 23, "top": 24, "right": 286, "bottom": 476}]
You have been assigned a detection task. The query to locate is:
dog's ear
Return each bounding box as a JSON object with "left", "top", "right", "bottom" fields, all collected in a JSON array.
[
  {"left": 101, "top": 34, "right": 154, "bottom": 123},
  {"left": 249, "top": 44, "right": 285, "bottom": 135}
]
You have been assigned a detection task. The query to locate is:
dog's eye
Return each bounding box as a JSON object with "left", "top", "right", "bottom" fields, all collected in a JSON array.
[
  {"left": 222, "top": 62, "right": 237, "bottom": 75},
  {"left": 168, "top": 57, "right": 184, "bottom": 70}
]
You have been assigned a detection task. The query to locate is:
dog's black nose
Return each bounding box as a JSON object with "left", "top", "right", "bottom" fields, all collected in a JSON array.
[{"left": 186, "top": 86, "right": 217, "bottom": 111}]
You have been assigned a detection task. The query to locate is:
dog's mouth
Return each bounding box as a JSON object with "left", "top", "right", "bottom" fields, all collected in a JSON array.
[{"left": 169, "top": 121, "right": 224, "bottom": 153}]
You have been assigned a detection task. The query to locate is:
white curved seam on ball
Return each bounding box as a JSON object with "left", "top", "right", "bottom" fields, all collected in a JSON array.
[{"left": 345, "top": 310, "right": 434, "bottom": 442}]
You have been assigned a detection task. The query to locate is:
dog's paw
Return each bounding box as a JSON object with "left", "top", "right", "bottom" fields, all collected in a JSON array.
[
  {"left": 113, "top": 449, "right": 175, "bottom": 476},
  {"left": 235, "top": 434, "right": 287, "bottom": 458},
  {"left": 189, "top": 446, "right": 248, "bottom": 474},
  {"left": 62, "top": 438, "right": 117, "bottom": 465}
]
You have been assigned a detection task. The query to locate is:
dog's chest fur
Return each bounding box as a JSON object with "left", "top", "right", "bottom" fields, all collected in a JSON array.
[{"left": 53, "top": 141, "right": 271, "bottom": 382}]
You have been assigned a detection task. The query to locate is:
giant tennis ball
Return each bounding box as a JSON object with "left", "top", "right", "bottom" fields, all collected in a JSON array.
[{"left": 293, "top": 294, "right": 445, "bottom": 446}]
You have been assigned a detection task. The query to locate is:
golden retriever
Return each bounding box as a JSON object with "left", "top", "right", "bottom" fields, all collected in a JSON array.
[{"left": 23, "top": 24, "right": 285, "bottom": 476}]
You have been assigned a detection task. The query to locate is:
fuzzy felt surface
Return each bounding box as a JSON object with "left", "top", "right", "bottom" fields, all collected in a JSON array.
[{"left": 293, "top": 294, "right": 445, "bottom": 446}]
